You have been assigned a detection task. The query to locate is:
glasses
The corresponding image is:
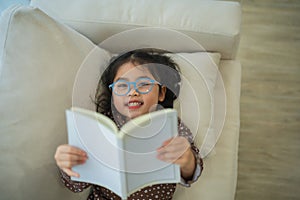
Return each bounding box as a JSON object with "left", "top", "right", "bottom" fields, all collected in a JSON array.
[{"left": 109, "top": 77, "right": 161, "bottom": 96}]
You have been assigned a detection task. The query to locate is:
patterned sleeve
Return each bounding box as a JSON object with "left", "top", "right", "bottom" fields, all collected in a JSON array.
[
  {"left": 58, "top": 168, "right": 91, "bottom": 193},
  {"left": 177, "top": 118, "right": 204, "bottom": 187}
]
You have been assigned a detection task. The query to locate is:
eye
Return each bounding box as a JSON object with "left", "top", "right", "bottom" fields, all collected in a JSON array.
[
  {"left": 114, "top": 82, "right": 128, "bottom": 90},
  {"left": 137, "top": 78, "right": 153, "bottom": 87},
  {"left": 138, "top": 82, "right": 151, "bottom": 87},
  {"left": 116, "top": 83, "right": 128, "bottom": 88}
]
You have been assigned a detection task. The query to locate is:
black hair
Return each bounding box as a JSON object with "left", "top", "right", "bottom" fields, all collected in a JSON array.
[{"left": 94, "top": 49, "right": 181, "bottom": 113}]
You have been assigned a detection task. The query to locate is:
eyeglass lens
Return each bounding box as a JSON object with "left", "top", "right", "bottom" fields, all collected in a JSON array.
[{"left": 113, "top": 78, "right": 154, "bottom": 96}]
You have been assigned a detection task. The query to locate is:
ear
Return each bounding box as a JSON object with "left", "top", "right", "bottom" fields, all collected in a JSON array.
[{"left": 158, "top": 86, "right": 167, "bottom": 102}]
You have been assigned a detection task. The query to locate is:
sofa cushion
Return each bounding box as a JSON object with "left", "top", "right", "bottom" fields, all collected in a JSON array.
[
  {"left": 30, "top": 0, "right": 241, "bottom": 59},
  {"left": 0, "top": 5, "right": 108, "bottom": 199},
  {"left": 173, "top": 60, "right": 241, "bottom": 200},
  {"left": 170, "top": 52, "right": 221, "bottom": 157}
]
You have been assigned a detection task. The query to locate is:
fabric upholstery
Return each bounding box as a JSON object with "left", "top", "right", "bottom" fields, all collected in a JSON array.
[
  {"left": 174, "top": 60, "right": 241, "bottom": 200},
  {"left": 0, "top": 5, "right": 104, "bottom": 199},
  {"left": 30, "top": 0, "right": 241, "bottom": 59}
]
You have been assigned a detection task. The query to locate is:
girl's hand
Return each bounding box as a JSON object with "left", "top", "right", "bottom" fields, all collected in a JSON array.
[
  {"left": 156, "top": 137, "right": 196, "bottom": 180},
  {"left": 54, "top": 144, "right": 88, "bottom": 178}
]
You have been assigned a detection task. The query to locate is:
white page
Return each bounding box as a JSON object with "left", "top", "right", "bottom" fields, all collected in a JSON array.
[
  {"left": 121, "top": 110, "right": 180, "bottom": 193},
  {"left": 66, "top": 110, "right": 123, "bottom": 196}
]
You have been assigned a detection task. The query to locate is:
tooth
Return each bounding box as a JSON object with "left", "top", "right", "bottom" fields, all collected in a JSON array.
[{"left": 129, "top": 102, "right": 141, "bottom": 106}]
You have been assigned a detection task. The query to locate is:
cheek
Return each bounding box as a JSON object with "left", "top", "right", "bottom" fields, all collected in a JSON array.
[
  {"left": 144, "top": 90, "right": 160, "bottom": 105},
  {"left": 112, "top": 95, "right": 123, "bottom": 109}
]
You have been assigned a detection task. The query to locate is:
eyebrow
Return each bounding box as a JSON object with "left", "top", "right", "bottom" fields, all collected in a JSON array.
[{"left": 115, "top": 76, "right": 152, "bottom": 82}]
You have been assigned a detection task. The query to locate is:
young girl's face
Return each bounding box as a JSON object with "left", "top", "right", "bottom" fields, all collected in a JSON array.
[{"left": 112, "top": 62, "right": 166, "bottom": 119}]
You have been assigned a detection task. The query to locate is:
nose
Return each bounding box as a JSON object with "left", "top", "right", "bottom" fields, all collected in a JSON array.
[{"left": 127, "top": 85, "right": 139, "bottom": 96}]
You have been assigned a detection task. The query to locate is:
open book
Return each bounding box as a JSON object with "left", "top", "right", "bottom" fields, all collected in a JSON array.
[{"left": 65, "top": 107, "right": 180, "bottom": 199}]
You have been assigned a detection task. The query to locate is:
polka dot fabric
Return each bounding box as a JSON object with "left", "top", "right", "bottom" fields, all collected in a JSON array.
[{"left": 86, "top": 184, "right": 176, "bottom": 200}]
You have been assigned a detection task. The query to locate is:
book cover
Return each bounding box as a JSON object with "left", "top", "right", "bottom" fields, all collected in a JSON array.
[{"left": 65, "top": 107, "right": 180, "bottom": 199}]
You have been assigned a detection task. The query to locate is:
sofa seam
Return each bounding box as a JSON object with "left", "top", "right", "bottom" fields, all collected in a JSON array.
[
  {"left": 0, "top": 4, "right": 23, "bottom": 76},
  {"left": 61, "top": 19, "right": 240, "bottom": 38}
]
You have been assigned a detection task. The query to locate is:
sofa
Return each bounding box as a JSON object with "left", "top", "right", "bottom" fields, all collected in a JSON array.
[{"left": 0, "top": 0, "right": 241, "bottom": 199}]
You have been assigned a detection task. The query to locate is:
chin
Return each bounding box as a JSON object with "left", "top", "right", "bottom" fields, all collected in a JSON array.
[
  {"left": 127, "top": 110, "right": 146, "bottom": 119},
  {"left": 128, "top": 113, "right": 141, "bottom": 119}
]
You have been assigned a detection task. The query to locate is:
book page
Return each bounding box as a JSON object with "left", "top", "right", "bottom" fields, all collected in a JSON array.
[
  {"left": 66, "top": 110, "right": 124, "bottom": 196},
  {"left": 120, "top": 109, "right": 181, "bottom": 194}
]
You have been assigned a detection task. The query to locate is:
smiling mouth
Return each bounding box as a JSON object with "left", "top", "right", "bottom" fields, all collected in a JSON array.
[{"left": 126, "top": 101, "right": 143, "bottom": 109}]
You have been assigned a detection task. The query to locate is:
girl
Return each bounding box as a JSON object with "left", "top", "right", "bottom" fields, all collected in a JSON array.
[{"left": 55, "top": 50, "right": 203, "bottom": 200}]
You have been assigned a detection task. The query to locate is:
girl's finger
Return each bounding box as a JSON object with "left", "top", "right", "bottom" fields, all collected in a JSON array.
[
  {"left": 157, "top": 149, "right": 183, "bottom": 162},
  {"left": 62, "top": 168, "right": 80, "bottom": 178},
  {"left": 162, "top": 137, "right": 174, "bottom": 146},
  {"left": 58, "top": 145, "right": 87, "bottom": 156},
  {"left": 157, "top": 137, "right": 179, "bottom": 150},
  {"left": 157, "top": 147, "right": 192, "bottom": 164},
  {"left": 58, "top": 159, "right": 86, "bottom": 169},
  {"left": 57, "top": 153, "right": 87, "bottom": 163},
  {"left": 157, "top": 140, "right": 189, "bottom": 155}
]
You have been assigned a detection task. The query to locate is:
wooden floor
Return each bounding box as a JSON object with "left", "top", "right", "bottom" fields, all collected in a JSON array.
[{"left": 235, "top": 0, "right": 300, "bottom": 199}]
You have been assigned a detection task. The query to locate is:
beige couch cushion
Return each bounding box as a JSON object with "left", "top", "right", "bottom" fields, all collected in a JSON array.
[
  {"left": 30, "top": 0, "right": 241, "bottom": 59},
  {"left": 173, "top": 60, "right": 241, "bottom": 200},
  {"left": 170, "top": 53, "right": 221, "bottom": 157},
  {"left": 0, "top": 5, "right": 107, "bottom": 199}
]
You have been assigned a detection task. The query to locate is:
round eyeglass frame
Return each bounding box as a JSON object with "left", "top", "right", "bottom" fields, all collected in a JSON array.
[{"left": 108, "top": 77, "right": 161, "bottom": 96}]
